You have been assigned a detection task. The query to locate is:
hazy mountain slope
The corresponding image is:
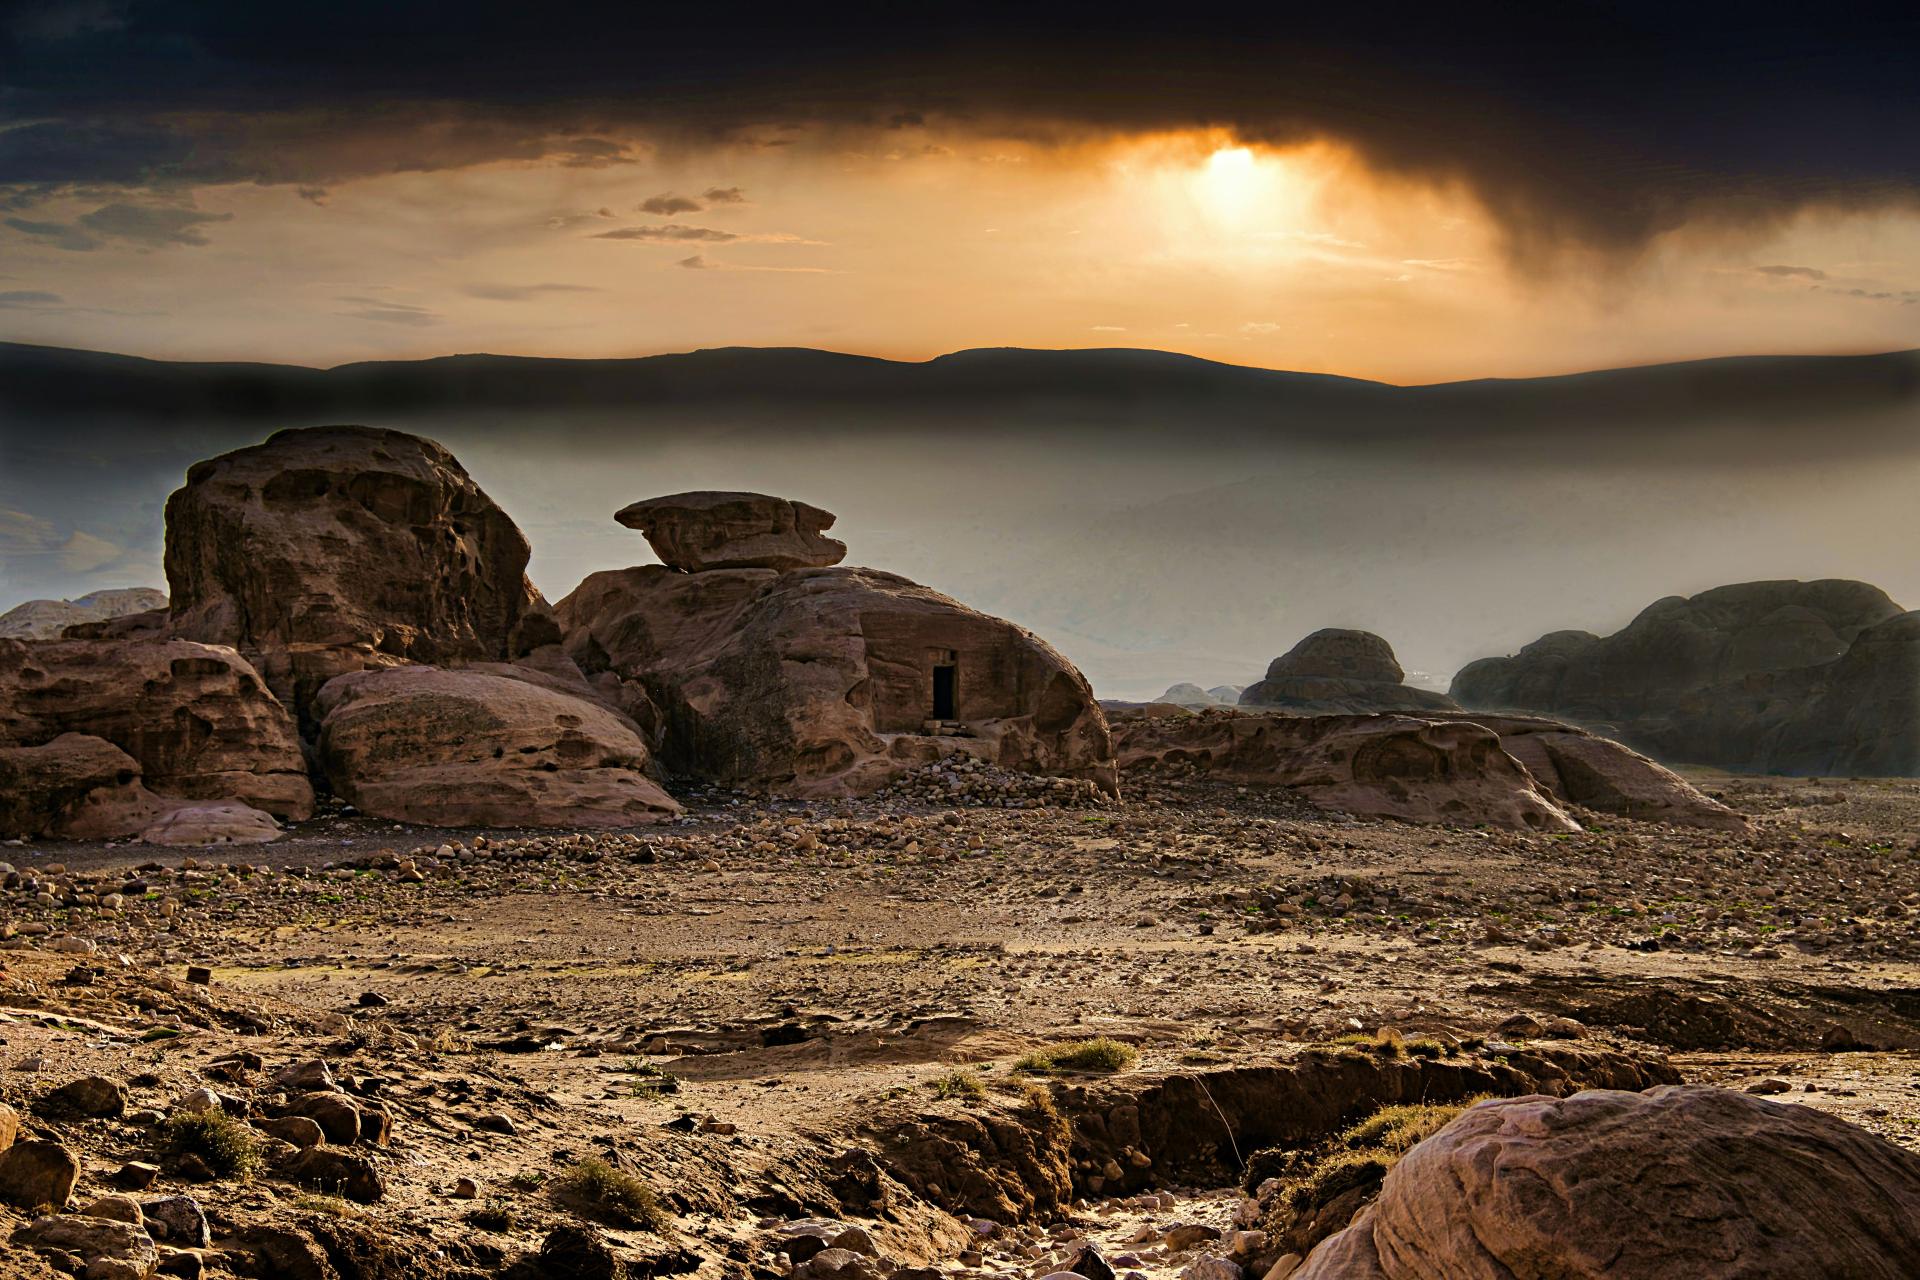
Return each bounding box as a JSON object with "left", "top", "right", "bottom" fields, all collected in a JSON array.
[{"left": 2, "top": 342, "right": 1916, "bottom": 697}]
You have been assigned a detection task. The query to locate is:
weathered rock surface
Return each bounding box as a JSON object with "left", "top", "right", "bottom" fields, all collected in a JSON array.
[
  {"left": 163, "top": 425, "right": 556, "bottom": 717},
  {"left": 0, "top": 1139, "right": 80, "bottom": 1211},
  {"left": 1296, "top": 1086, "right": 1920, "bottom": 1279},
  {"left": 0, "top": 734, "right": 167, "bottom": 840},
  {"left": 138, "top": 801, "right": 283, "bottom": 846},
  {"left": 1453, "top": 580, "right": 1917, "bottom": 774},
  {"left": 1111, "top": 708, "right": 1576, "bottom": 831},
  {"left": 1241, "top": 630, "right": 1457, "bottom": 714},
  {"left": 0, "top": 588, "right": 167, "bottom": 640},
  {"left": 560, "top": 564, "right": 1115, "bottom": 797},
  {"left": 0, "top": 638, "right": 313, "bottom": 819},
  {"left": 1437, "top": 713, "right": 1748, "bottom": 830},
  {"left": 315, "top": 665, "right": 680, "bottom": 827},
  {"left": 616, "top": 490, "right": 847, "bottom": 572}
]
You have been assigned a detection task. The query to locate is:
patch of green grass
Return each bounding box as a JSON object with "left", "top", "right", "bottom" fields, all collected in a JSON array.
[
  {"left": 927, "top": 1068, "right": 986, "bottom": 1100},
  {"left": 1339, "top": 1100, "right": 1480, "bottom": 1156},
  {"left": 161, "top": 1109, "right": 261, "bottom": 1179},
  {"left": 294, "top": 1192, "right": 357, "bottom": 1217},
  {"left": 507, "top": 1170, "right": 549, "bottom": 1191},
  {"left": 1014, "top": 1037, "right": 1138, "bottom": 1075},
  {"left": 550, "top": 1158, "right": 671, "bottom": 1231},
  {"left": 1327, "top": 1027, "right": 1407, "bottom": 1058},
  {"left": 619, "top": 1060, "right": 680, "bottom": 1096}
]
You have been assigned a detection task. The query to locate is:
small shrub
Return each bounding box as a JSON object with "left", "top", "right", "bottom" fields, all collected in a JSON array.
[
  {"left": 928, "top": 1069, "right": 985, "bottom": 1100},
  {"left": 550, "top": 1158, "right": 670, "bottom": 1231},
  {"left": 161, "top": 1109, "right": 261, "bottom": 1179},
  {"left": 1013, "top": 1037, "right": 1137, "bottom": 1075},
  {"left": 1339, "top": 1100, "right": 1477, "bottom": 1156}
]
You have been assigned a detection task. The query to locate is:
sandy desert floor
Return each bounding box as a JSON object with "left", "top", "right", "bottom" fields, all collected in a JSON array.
[{"left": 3, "top": 767, "right": 1916, "bottom": 1279}]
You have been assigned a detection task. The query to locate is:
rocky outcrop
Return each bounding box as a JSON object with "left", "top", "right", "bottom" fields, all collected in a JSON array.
[
  {"left": 0, "top": 638, "right": 313, "bottom": 818},
  {"left": 1453, "top": 580, "right": 1917, "bottom": 774},
  {"left": 1240, "top": 630, "right": 1457, "bottom": 714},
  {"left": 1436, "top": 713, "right": 1747, "bottom": 830},
  {"left": 560, "top": 561, "right": 1115, "bottom": 797},
  {"left": 1296, "top": 1086, "right": 1920, "bottom": 1278},
  {"left": 616, "top": 491, "right": 847, "bottom": 572},
  {"left": 1112, "top": 708, "right": 1577, "bottom": 831},
  {"left": 163, "top": 425, "right": 556, "bottom": 718},
  {"left": 1154, "top": 683, "right": 1222, "bottom": 708},
  {"left": 1112, "top": 707, "right": 1741, "bottom": 830},
  {"left": 315, "top": 666, "right": 680, "bottom": 827},
  {"left": 138, "top": 802, "right": 283, "bottom": 846},
  {"left": 0, "top": 588, "right": 166, "bottom": 640}
]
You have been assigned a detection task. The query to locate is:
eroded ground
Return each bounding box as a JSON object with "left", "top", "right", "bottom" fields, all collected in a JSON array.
[{"left": 2, "top": 769, "right": 1917, "bottom": 1279}]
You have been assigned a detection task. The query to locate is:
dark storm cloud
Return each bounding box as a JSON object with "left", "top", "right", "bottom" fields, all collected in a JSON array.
[
  {"left": 677, "top": 254, "right": 714, "bottom": 269},
  {"left": 0, "top": 289, "right": 63, "bottom": 305},
  {"left": 593, "top": 224, "right": 737, "bottom": 242},
  {"left": 2, "top": 1, "right": 1918, "bottom": 259},
  {"left": 1754, "top": 264, "right": 1828, "bottom": 280},
  {"left": 5, "top": 200, "right": 232, "bottom": 250},
  {"left": 702, "top": 186, "right": 747, "bottom": 204}
]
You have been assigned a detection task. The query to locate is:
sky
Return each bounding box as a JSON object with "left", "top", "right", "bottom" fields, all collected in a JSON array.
[{"left": 3, "top": 2, "right": 1919, "bottom": 382}]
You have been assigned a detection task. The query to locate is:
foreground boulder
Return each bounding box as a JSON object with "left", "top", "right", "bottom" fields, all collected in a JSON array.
[
  {"left": 560, "top": 562, "right": 1115, "bottom": 797},
  {"left": 616, "top": 490, "right": 847, "bottom": 572},
  {"left": 1297, "top": 1086, "right": 1920, "bottom": 1278},
  {"left": 1111, "top": 708, "right": 1576, "bottom": 831},
  {"left": 0, "top": 734, "right": 166, "bottom": 840},
  {"left": 0, "top": 638, "right": 312, "bottom": 819},
  {"left": 164, "top": 425, "right": 557, "bottom": 716},
  {"left": 1240, "top": 630, "right": 1457, "bottom": 714},
  {"left": 1453, "top": 580, "right": 1918, "bottom": 774},
  {"left": 316, "top": 666, "right": 680, "bottom": 827}
]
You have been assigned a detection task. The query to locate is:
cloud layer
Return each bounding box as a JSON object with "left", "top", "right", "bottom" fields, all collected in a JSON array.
[{"left": 2, "top": 3, "right": 1916, "bottom": 261}]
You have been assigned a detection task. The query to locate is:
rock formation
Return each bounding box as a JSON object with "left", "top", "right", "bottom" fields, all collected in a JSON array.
[
  {"left": 315, "top": 666, "right": 680, "bottom": 827},
  {"left": 0, "top": 734, "right": 283, "bottom": 842},
  {"left": 1110, "top": 707, "right": 1743, "bottom": 831},
  {"left": 1111, "top": 708, "right": 1577, "bottom": 831},
  {"left": 163, "top": 425, "right": 557, "bottom": 718},
  {"left": 1453, "top": 580, "right": 1918, "bottom": 774},
  {"left": 616, "top": 491, "right": 847, "bottom": 572},
  {"left": 0, "top": 638, "right": 313, "bottom": 819},
  {"left": 1296, "top": 1086, "right": 1920, "bottom": 1278},
  {"left": 1240, "top": 630, "right": 1458, "bottom": 714},
  {"left": 0, "top": 588, "right": 166, "bottom": 640},
  {"left": 1154, "top": 683, "right": 1222, "bottom": 708},
  {"left": 560, "top": 544, "right": 1116, "bottom": 797},
  {"left": 1434, "top": 713, "right": 1748, "bottom": 830}
]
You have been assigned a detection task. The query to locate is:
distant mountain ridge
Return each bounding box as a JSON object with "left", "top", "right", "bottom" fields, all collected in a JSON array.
[{"left": 3, "top": 342, "right": 1916, "bottom": 444}]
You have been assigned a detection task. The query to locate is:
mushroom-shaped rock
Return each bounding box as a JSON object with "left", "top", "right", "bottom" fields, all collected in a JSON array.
[
  {"left": 615, "top": 491, "right": 847, "bottom": 573},
  {"left": 559, "top": 564, "right": 1114, "bottom": 797},
  {"left": 0, "top": 638, "right": 312, "bottom": 819},
  {"left": 163, "top": 425, "right": 557, "bottom": 717},
  {"left": 1296, "top": 1086, "right": 1920, "bottom": 1279},
  {"left": 315, "top": 665, "right": 680, "bottom": 827},
  {"left": 1240, "top": 630, "right": 1457, "bottom": 714}
]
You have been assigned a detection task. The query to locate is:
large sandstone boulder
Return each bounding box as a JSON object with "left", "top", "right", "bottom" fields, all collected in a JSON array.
[
  {"left": 315, "top": 666, "right": 680, "bottom": 827},
  {"left": 1240, "top": 630, "right": 1458, "bottom": 714},
  {"left": 0, "top": 638, "right": 312, "bottom": 818},
  {"left": 163, "top": 426, "right": 556, "bottom": 717},
  {"left": 559, "top": 563, "right": 1115, "bottom": 797},
  {"left": 1296, "top": 1086, "right": 1920, "bottom": 1278},
  {"left": 1452, "top": 580, "right": 1916, "bottom": 773},
  {"left": 1111, "top": 708, "right": 1577, "bottom": 831},
  {"left": 616, "top": 491, "right": 847, "bottom": 572},
  {"left": 1437, "top": 713, "right": 1748, "bottom": 830},
  {"left": 0, "top": 735, "right": 166, "bottom": 840},
  {"left": 0, "top": 588, "right": 167, "bottom": 641}
]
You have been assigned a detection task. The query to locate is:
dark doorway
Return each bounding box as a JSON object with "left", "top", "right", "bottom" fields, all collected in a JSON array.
[{"left": 932, "top": 664, "right": 957, "bottom": 719}]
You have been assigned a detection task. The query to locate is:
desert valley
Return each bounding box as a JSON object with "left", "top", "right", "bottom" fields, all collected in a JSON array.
[
  {"left": 0, "top": 416, "right": 1917, "bottom": 1280},
  {"left": 5, "top": 5, "right": 1920, "bottom": 1277}
]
